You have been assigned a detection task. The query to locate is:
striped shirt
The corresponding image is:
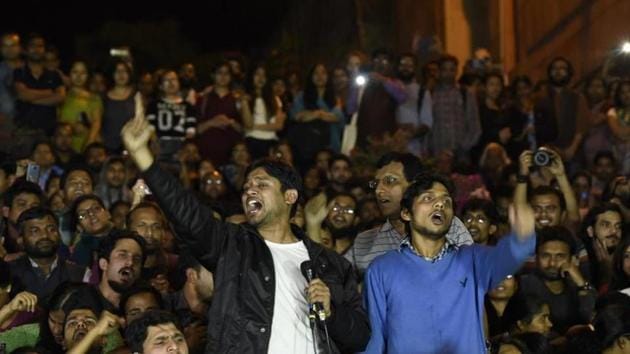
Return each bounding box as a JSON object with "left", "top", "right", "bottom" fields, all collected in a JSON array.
[{"left": 344, "top": 216, "right": 473, "bottom": 278}]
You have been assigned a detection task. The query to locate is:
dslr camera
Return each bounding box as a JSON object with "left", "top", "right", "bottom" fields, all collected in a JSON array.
[{"left": 533, "top": 148, "right": 554, "bottom": 167}]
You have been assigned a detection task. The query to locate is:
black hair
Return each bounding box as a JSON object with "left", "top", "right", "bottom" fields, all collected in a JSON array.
[
  {"left": 400, "top": 172, "right": 455, "bottom": 214},
  {"left": 376, "top": 152, "right": 424, "bottom": 183},
  {"left": 245, "top": 63, "right": 278, "bottom": 122},
  {"left": 125, "top": 201, "right": 166, "bottom": 230},
  {"left": 583, "top": 75, "right": 608, "bottom": 99},
  {"left": 371, "top": 48, "right": 392, "bottom": 60},
  {"left": 108, "top": 60, "right": 134, "bottom": 86},
  {"left": 17, "top": 206, "right": 57, "bottom": 236},
  {"left": 547, "top": 56, "right": 574, "bottom": 82},
  {"left": 2, "top": 181, "right": 45, "bottom": 208},
  {"left": 125, "top": 310, "right": 183, "bottom": 353},
  {"left": 581, "top": 202, "right": 622, "bottom": 230},
  {"left": 529, "top": 186, "right": 566, "bottom": 211},
  {"left": 461, "top": 198, "right": 500, "bottom": 225},
  {"left": 303, "top": 63, "right": 336, "bottom": 110},
  {"left": 35, "top": 282, "right": 84, "bottom": 353},
  {"left": 245, "top": 159, "right": 303, "bottom": 217},
  {"left": 510, "top": 75, "right": 533, "bottom": 96},
  {"left": 571, "top": 170, "right": 593, "bottom": 188},
  {"left": 612, "top": 79, "right": 630, "bottom": 109},
  {"left": 97, "top": 230, "right": 147, "bottom": 265},
  {"left": 594, "top": 150, "right": 617, "bottom": 166},
  {"left": 0, "top": 161, "right": 16, "bottom": 177},
  {"left": 437, "top": 54, "right": 459, "bottom": 68},
  {"left": 110, "top": 200, "right": 131, "bottom": 213},
  {"left": 328, "top": 154, "right": 352, "bottom": 169},
  {"left": 119, "top": 285, "right": 165, "bottom": 316},
  {"left": 70, "top": 194, "right": 107, "bottom": 232},
  {"left": 497, "top": 332, "right": 552, "bottom": 354},
  {"left": 397, "top": 52, "right": 417, "bottom": 64},
  {"left": 610, "top": 235, "right": 630, "bottom": 291},
  {"left": 536, "top": 226, "right": 577, "bottom": 256},
  {"left": 592, "top": 305, "right": 630, "bottom": 350},
  {"left": 502, "top": 293, "right": 549, "bottom": 333},
  {"left": 61, "top": 285, "right": 104, "bottom": 318},
  {"left": 60, "top": 165, "right": 94, "bottom": 190}
]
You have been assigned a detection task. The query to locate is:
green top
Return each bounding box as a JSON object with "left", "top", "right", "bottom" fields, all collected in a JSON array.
[
  {"left": 0, "top": 322, "right": 124, "bottom": 353},
  {"left": 58, "top": 90, "right": 103, "bottom": 152}
]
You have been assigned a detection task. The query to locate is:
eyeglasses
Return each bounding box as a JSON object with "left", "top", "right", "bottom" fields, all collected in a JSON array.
[
  {"left": 331, "top": 204, "right": 355, "bottom": 215},
  {"left": 77, "top": 205, "right": 104, "bottom": 221},
  {"left": 368, "top": 175, "right": 400, "bottom": 190},
  {"left": 204, "top": 179, "right": 223, "bottom": 185},
  {"left": 463, "top": 215, "right": 488, "bottom": 224}
]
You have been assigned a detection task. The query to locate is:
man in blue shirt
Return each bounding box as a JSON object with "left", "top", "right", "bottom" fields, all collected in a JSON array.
[{"left": 363, "top": 172, "right": 536, "bottom": 353}]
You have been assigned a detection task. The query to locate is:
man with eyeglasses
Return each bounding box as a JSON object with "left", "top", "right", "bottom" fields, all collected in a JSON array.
[
  {"left": 461, "top": 198, "right": 501, "bottom": 245},
  {"left": 305, "top": 192, "right": 359, "bottom": 255},
  {"left": 9, "top": 206, "right": 88, "bottom": 301},
  {"left": 70, "top": 195, "right": 114, "bottom": 270},
  {"left": 345, "top": 152, "right": 472, "bottom": 278},
  {"left": 127, "top": 202, "right": 178, "bottom": 295}
]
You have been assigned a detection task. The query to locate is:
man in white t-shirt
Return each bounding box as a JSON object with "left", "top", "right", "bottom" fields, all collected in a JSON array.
[{"left": 122, "top": 108, "right": 369, "bottom": 353}]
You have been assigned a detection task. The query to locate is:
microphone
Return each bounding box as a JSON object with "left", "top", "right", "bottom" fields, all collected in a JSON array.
[{"left": 300, "top": 260, "right": 327, "bottom": 321}]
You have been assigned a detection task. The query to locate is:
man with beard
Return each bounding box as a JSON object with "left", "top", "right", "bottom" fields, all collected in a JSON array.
[
  {"left": 363, "top": 172, "right": 536, "bottom": 353},
  {"left": 70, "top": 195, "right": 115, "bottom": 269},
  {"left": 395, "top": 52, "right": 433, "bottom": 156},
  {"left": 83, "top": 143, "right": 108, "bottom": 177},
  {"left": 1, "top": 181, "right": 44, "bottom": 255},
  {"left": 127, "top": 202, "right": 178, "bottom": 295},
  {"left": 52, "top": 123, "right": 81, "bottom": 170},
  {"left": 345, "top": 152, "right": 472, "bottom": 278},
  {"left": 518, "top": 226, "right": 596, "bottom": 336},
  {"left": 122, "top": 108, "right": 369, "bottom": 353},
  {"left": 580, "top": 203, "right": 623, "bottom": 289},
  {"left": 13, "top": 33, "right": 66, "bottom": 139},
  {"left": 305, "top": 193, "right": 359, "bottom": 256},
  {"left": 9, "top": 207, "right": 88, "bottom": 301},
  {"left": 537, "top": 57, "right": 590, "bottom": 161},
  {"left": 461, "top": 197, "right": 500, "bottom": 245},
  {"left": 96, "top": 231, "right": 146, "bottom": 314},
  {"left": 163, "top": 253, "right": 213, "bottom": 353},
  {"left": 326, "top": 154, "right": 353, "bottom": 195}
]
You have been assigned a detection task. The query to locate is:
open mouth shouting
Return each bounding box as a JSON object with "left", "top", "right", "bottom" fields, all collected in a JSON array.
[
  {"left": 430, "top": 211, "right": 445, "bottom": 226},
  {"left": 119, "top": 267, "right": 134, "bottom": 283},
  {"left": 245, "top": 197, "right": 263, "bottom": 217}
]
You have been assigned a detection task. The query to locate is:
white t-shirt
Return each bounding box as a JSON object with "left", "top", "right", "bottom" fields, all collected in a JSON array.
[
  {"left": 265, "top": 240, "right": 314, "bottom": 354},
  {"left": 245, "top": 97, "right": 278, "bottom": 141}
]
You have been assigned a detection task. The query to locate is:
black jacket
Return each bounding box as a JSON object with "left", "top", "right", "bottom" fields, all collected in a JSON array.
[{"left": 143, "top": 163, "right": 370, "bottom": 353}]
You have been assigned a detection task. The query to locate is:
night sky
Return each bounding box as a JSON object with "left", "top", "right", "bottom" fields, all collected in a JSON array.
[{"left": 2, "top": 0, "right": 292, "bottom": 59}]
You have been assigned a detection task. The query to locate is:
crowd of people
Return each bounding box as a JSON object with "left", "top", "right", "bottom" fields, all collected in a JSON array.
[{"left": 0, "top": 30, "right": 629, "bottom": 354}]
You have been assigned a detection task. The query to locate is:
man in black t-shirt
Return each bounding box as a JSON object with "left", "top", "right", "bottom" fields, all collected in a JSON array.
[{"left": 13, "top": 34, "right": 65, "bottom": 138}]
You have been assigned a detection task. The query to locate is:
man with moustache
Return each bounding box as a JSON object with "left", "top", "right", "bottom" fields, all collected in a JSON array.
[
  {"left": 345, "top": 152, "right": 472, "bottom": 278},
  {"left": 9, "top": 206, "right": 88, "bottom": 301},
  {"left": 1, "top": 181, "right": 45, "bottom": 255},
  {"left": 395, "top": 52, "right": 433, "bottom": 156},
  {"left": 363, "top": 172, "right": 536, "bottom": 353},
  {"left": 122, "top": 104, "right": 369, "bottom": 353},
  {"left": 305, "top": 192, "right": 359, "bottom": 255},
  {"left": 580, "top": 203, "right": 624, "bottom": 289},
  {"left": 461, "top": 198, "right": 501, "bottom": 245},
  {"left": 518, "top": 226, "right": 596, "bottom": 335},
  {"left": 95, "top": 231, "right": 146, "bottom": 314}
]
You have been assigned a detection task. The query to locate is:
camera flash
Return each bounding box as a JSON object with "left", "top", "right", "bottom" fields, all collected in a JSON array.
[
  {"left": 355, "top": 75, "right": 367, "bottom": 86},
  {"left": 621, "top": 41, "right": 630, "bottom": 54}
]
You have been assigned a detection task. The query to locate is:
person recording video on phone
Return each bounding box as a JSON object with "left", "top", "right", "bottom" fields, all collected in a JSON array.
[{"left": 121, "top": 107, "right": 369, "bottom": 353}]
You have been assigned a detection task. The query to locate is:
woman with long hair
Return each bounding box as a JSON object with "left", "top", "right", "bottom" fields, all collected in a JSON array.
[
  {"left": 289, "top": 63, "right": 344, "bottom": 171},
  {"left": 242, "top": 64, "right": 286, "bottom": 160}
]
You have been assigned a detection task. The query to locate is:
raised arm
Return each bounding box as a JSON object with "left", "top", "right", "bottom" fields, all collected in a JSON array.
[{"left": 121, "top": 106, "right": 238, "bottom": 270}]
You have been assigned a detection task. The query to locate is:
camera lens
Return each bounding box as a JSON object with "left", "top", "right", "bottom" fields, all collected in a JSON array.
[{"left": 534, "top": 150, "right": 551, "bottom": 166}]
